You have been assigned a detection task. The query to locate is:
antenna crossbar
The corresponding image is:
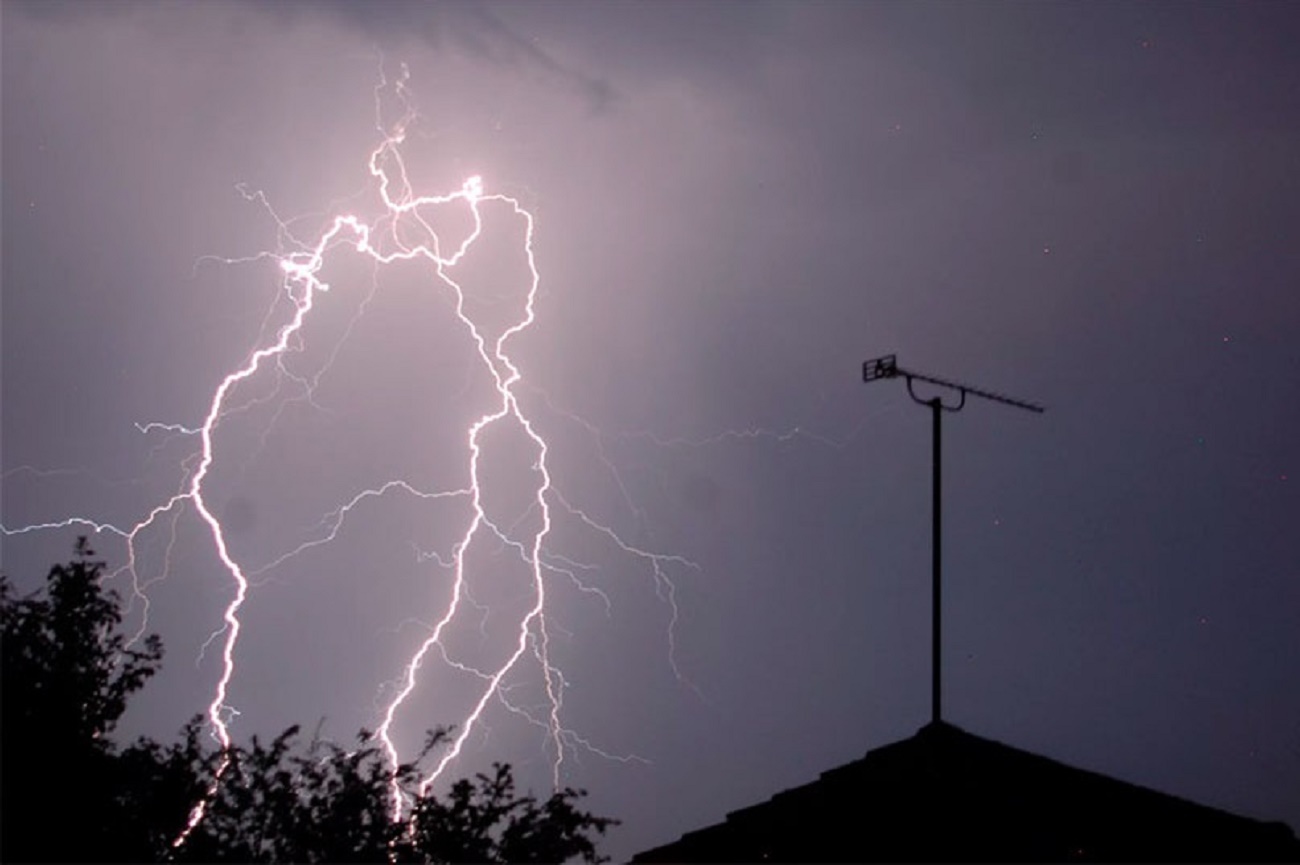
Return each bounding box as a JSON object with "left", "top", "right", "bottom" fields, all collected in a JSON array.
[
  {"left": 863, "top": 354, "right": 1044, "bottom": 413},
  {"left": 861, "top": 353, "right": 1042, "bottom": 725}
]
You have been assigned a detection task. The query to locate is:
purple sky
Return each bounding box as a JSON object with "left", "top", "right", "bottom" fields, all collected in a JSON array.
[{"left": 3, "top": 1, "right": 1299, "bottom": 858}]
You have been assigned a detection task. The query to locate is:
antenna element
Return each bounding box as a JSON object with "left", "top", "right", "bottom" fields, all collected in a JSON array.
[{"left": 862, "top": 354, "right": 1042, "bottom": 724}]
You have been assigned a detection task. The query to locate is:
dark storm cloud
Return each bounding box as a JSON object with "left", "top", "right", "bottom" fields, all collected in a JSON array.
[
  {"left": 294, "top": 0, "right": 618, "bottom": 114},
  {"left": 5, "top": 2, "right": 1300, "bottom": 861},
  {"left": 8, "top": 0, "right": 616, "bottom": 114}
]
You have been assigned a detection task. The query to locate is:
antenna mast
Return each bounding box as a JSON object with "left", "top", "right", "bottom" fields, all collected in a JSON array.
[{"left": 862, "top": 354, "right": 1042, "bottom": 724}]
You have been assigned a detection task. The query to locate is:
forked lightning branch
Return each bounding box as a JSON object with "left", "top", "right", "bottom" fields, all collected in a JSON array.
[{"left": 2, "top": 69, "right": 698, "bottom": 827}]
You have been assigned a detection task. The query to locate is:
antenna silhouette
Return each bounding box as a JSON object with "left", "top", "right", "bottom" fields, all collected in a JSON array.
[{"left": 862, "top": 354, "right": 1043, "bottom": 724}]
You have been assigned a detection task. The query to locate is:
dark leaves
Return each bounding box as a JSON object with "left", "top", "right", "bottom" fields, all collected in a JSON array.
[
  {"left": 2, "top": 542, "right": 617, "bottom": 863},
  {"left": 171, "top": 728, "right": 618, "bottom": 863}
]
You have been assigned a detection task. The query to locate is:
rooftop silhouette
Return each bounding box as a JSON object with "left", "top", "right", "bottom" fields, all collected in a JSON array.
[
  {"left": 630, "top": 359, "right": 1298, "bottom": 861},
  {"left": 631, "top": 720, "right": 1300, "bottom": 863}
]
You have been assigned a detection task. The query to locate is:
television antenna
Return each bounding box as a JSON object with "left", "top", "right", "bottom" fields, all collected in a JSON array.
[{"left": 862, "top": 354, "right": 1043, "bottom": 724}]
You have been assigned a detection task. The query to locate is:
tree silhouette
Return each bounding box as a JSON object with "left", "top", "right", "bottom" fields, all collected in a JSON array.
[
  {"left": 1, "top": 538, "right": 165, "bottom": 862},
  {"left": 1, "top": 540, "right": 617, "bottom": 863},
  {"left": 167, "top": 723, "right": 617, "bottom": 863}
]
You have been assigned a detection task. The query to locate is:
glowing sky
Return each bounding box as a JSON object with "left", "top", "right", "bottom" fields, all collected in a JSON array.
[{"left": 3, "top": 2, "right": 1299, "bottom": 858}]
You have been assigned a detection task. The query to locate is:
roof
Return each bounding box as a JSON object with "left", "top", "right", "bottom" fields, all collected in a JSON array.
[{"left": 632, "top": 721, "right": 1300, "bottom": 862}]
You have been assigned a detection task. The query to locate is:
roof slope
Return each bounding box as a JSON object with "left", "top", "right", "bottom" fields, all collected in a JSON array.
[{"left": 632, "top": 722, "right": 1300, "bottom": 863}]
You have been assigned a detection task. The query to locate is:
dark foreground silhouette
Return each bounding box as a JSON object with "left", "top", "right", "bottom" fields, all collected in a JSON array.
[
  {"left": 0, "top": 540, "right": 616, "bottom": 863},
  {"left": 632, "top": 720, "right": 1300, "bottom": 863}
]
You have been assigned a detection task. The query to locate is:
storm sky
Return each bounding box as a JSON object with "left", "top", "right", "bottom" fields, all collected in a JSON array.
[{"left": 3, "top": 1, "right": 1299, "bottom": 858}]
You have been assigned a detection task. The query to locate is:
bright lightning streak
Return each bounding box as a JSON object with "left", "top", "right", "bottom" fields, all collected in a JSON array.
[
  {"left": 0, "top": 66, "right": 855, "bottom": 841},
  {"left": 2, "top": 66, "right": 687, "bottom": 838},
  {"left": 166, "top": 74, "right": 541, "bottom": 841}
]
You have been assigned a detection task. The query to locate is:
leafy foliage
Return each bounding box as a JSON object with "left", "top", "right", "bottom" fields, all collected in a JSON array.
[
  {"left": 1, "top": 538, "right": 165, "bottom": 861},
  {"left": 402, "top": 749, "right": 617, "bottom": 865},
  {"left": 1, "top": 538, "right": 163, "bottom": 747},
  {"left": 1, "top": 540, "right": 617, "bottom": 862},
  {"left": 170, "top": 724, "right": 617, "bottom": 863}
]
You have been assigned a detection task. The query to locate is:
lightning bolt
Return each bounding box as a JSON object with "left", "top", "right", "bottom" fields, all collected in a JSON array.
[{"left": 1, "top": 64, "right": 863, "bottom": 841}]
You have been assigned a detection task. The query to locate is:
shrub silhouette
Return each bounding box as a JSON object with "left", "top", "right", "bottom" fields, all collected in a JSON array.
[{"left": 1, "top": 539, "right": 617, "bottom": 862}]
